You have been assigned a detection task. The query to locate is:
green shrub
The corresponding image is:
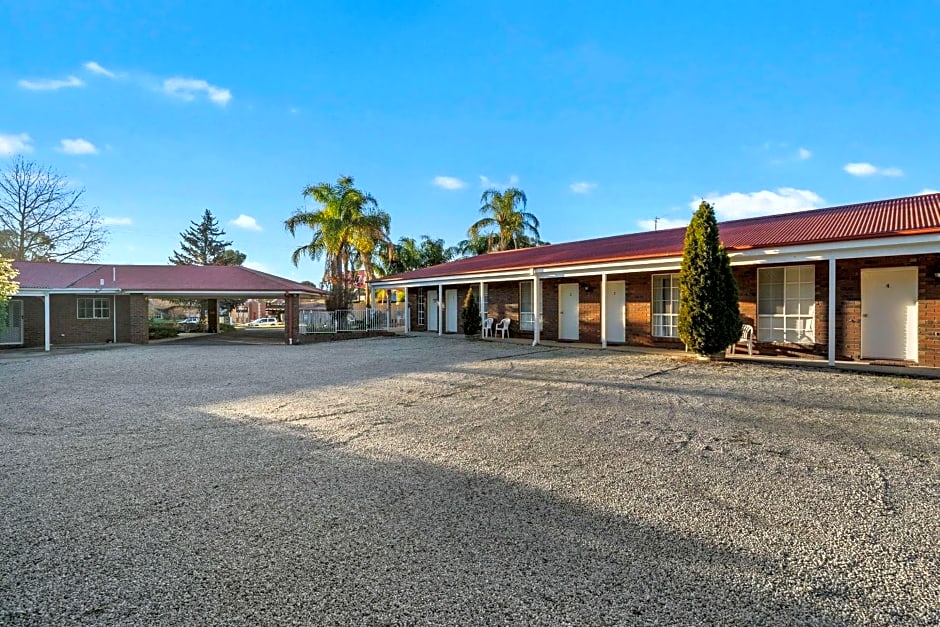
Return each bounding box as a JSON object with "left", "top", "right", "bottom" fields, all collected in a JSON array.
[
  {"left": 462, "top": 288, "right": 481, "bottom": 337},
  {"left": 678, "top": 201, "right": 741, "bottom": 356},
  {"left": 149, "top": 323, "right": 180, "bottom": 340}
]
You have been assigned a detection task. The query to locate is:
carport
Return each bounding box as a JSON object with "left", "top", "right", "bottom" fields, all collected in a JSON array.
[{"left": 7, "top": 262, "right": 327, "bottom": 350}]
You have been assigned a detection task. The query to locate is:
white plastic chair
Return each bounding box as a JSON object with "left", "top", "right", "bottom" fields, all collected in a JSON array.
[
  {"left": 730, "top": 324, "right": 754, "bottom": 355},
  {"left": 482, "top": 317, "right": 494, "bottom": 337},
  {"left": 494, "top": 318, "right": 510, "bottom": 339}
]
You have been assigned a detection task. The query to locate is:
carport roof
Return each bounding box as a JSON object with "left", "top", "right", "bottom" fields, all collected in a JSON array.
[{"left": 12, "top": 262, "right": 327, "bottom": 295}]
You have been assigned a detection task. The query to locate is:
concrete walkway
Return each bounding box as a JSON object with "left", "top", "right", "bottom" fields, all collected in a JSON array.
[{"left": 421, "top": 331, "right": 940, "bottom": 379}]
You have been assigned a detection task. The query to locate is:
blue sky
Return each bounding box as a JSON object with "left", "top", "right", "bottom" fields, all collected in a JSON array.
[{"left": 2, "top": 1, "right": 938, "bottom": 282}]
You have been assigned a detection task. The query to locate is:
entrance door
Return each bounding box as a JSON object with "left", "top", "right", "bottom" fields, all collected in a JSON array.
[
  {"left": 861, "top": 267, "right": 918, "bottom": 361},
  {"left": 558, "top": 283, "right": 580, "bottom": 340},
  {"left": 427, "top": 290, "right": 439, "bottom": 331},
  {"left": 445, "top": 289, "right": 458, "bottom": 333},
  {"left": 605, "top": 280, "right": 626, "bottom": 343},
  {"left": 0, "top": 299, "right": 23, "bottom": 345}
]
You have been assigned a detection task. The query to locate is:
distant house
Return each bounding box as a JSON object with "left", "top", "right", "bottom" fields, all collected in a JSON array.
[
  {"left": 1, "top": 263, "right": 326, "bottom": 350},
  {"left": 371, "top": 193, "right": 940, "bottom": 368}
]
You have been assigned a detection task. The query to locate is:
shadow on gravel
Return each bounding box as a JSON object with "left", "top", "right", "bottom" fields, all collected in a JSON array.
[{"left": 0, "top": 410, "right": 864, "bottom": 625}]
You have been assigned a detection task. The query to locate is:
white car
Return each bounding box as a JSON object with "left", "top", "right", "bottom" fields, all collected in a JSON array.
[
  {"left": 248, "top": 317, "right": 279, "bottom": 327},
  {"left": 180, "top": 316, "right": 201, "bottom": 325}
]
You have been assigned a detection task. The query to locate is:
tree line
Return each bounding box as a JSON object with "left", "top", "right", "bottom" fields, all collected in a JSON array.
[{"left": 284, "top": 176, "right": 547, "bottom": 309}]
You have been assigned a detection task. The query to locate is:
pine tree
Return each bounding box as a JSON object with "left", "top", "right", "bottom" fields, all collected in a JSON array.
[
  {"left": 678, "top": 201, "right": 741, "bottom": 357},
  {"left": 462, "top": 288, "right": 481, "bottom": 337},
  {"left": 170, "top": 209, "right": 241, "bottom": 265}
]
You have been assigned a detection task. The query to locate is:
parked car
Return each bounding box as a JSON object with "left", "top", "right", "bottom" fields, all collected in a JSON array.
[
  {"left": 180, "top": 316, "right": 201, "bottom": 325},
  {"left": 248, "top": 317, "right": 280, "bottom": 327}
]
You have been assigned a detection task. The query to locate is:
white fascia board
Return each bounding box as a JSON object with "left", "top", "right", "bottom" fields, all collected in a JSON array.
[
  {"left": 125, "top": 290, "right": 314, "bottom": 297},
  {"left": 730, "top": 233, "right": 940, "bottom": 265},
  {"left": 13, "top": 288, "right": 122, "bottom": 296},
  {"left": 371, "top": 256, "right": 687, "bottom": 288}
]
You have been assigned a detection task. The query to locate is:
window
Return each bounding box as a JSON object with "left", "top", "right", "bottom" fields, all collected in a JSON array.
[
  {"left": 417, "top": 292, "right": 426, "bottom": 326},
  {"left": 480, "top": 284, "right": 488, "bottom": 319},
  {"left": 77, "top": 298, "right": 110, "bottom": 320},
  {"left": 651, "top": 274, "right": 679, "bottom": 338},
  {"left": 758, "top": 265, "right": 815, "bottom": 344},
  {"left": 520, "top": 282, "right": 534, "bottom": 330}
]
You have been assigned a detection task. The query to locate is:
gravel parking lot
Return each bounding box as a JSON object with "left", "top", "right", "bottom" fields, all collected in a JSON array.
[{"left": 1, "top": 334, "right": 938, "bottom": 625}]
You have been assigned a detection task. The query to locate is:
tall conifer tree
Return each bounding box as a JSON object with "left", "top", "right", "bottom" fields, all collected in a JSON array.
[
  {"left": 170, "top": 210, "right": 242, "bottom": 265},
  {"left": 678, "top": 201, "right": 741, "bottom": 356}
]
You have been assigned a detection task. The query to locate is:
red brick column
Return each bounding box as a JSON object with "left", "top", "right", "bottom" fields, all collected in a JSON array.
[{"left": 285, "top": 294, "right": 301, "bottom": 344}]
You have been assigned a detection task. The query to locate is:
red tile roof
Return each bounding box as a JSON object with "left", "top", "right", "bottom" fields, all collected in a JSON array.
[
  {"left": 380, "top": 193, "right": 940, "bottom": 281},
  {"left": 12, "top": 262, "right": 327, "bottom": 294}
]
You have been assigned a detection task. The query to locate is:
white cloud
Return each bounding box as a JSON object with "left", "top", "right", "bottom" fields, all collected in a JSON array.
[
  {"left": 479, "top": 174, "right": 520, "bottom": 189},
  {"left": 18, "top": 75, "right": 85, "bottom": 91},
  {"left": 844, "top": 162, "right": 903, "bottom": 177},
  {"left": 162, "top": 77, "right": 232, "bottom": 106},
  {"left": 432, "top": 176, "right": 466, "bottom": 190},
  {"left": 84, "top": 61, "right": 115, "bottom": 78},
  {"left": 0, "top": 133, "right": 33, "bottom": 156},
  {"left": 693, "top": 188, "right": 825, "bottom": 221},
  {"left": 231, "top": 214, "right": 262, "bottom": 231},
  {"left": 243, "top": 260, "right": 269, "bottom": 273},
  {"left": 102, "top": 217, "right": 132, "bottom": 226},
  {"left": 637, "top": 217, "right": 690, "bottom": 231},
  {"left": 570, "top": 182, "right": 597, "bottom": 194},
  {"left": 798, "top": 147, "right": 812, "bottom": 160},
  {"left": 918, "top": 188, "right": 939, "bottom": 195},
  {"left": 57, "top": 138, "right": 98, "bottom": 155}
]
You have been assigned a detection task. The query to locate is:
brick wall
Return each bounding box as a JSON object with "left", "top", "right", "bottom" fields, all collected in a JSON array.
[
  {"left": 19, "top": 294, "right": 150, "bottom": 347},
  {"left": 836, "top": 254, "right": 939, "bottom": 366},
  {"left": 401, "top": 254, "right": 938, "bottom": 367}
]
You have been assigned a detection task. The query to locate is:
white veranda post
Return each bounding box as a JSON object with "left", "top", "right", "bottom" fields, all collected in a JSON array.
[
  {"left": 43, "top": 293, "right": 50, "bottom": 352},
  {"left": 828, "top": 258, "right": 836, "bottom": 366},
  {"left": 600, "top": 273, "right": 608, "bottom": 349},
  {"left": 532, "top": 276, "right": 540, "bottom": 347},
  {"left": 479, "top": 281, "right": 485, "bottom": 338},
  {"left": 438, "top": 284, "right": 443, "bottom": 336},
  {"left": 404, "top": 287, "right": 410, "bottom": 332}
]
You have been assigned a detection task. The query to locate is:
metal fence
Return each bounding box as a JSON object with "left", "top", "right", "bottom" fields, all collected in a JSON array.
[{"left": 300, "top": 304, "right": 408, "bottom": 335}]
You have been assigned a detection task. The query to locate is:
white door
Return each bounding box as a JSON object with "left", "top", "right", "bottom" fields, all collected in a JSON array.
[
  {"left": 861, "top": 267, "right": 918, "bottom": 361},
  {"left": 445, "top": 289, "right": 458, "bottom": 333},
  {"left": 0, "top": 299, "right": 23, "bottom": 345},
  {"left": 559, "top": 283, "right": 580, "bottom": 340},
  {"left": 427, "top": 290, "right": 439, "bottom": 331},
  {"left": 605, "top": 280, "right": 626, "bottom": 343}
]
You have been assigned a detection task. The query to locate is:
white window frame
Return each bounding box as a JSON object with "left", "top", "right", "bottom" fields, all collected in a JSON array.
[
  {"left": 417, "top": 292, "right": 426, "bottom": 326},
  {"left": 651, "top": 274, "right": 680, "bottom": 338},
  {"left": 77, "top": 297, "right": 111, "bottom": 320},
  {"left": 518, "top": 282, "right": 542, "bottom": 331},
  {"left": 757, "top": 265, "right": 816, "bottom": 344}
]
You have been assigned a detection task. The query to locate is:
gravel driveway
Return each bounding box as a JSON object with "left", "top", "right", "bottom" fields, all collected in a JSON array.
[{"left": 1, "top": 335, "right": 938, "bottom": 625}]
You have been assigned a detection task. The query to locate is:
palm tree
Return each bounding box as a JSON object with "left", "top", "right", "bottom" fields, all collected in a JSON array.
[
  {"left": 468, "top": 187, "right": 541, "bottom": 252},
  {"left": 285, "top": 176, "right": 390, "bottom": 309}
]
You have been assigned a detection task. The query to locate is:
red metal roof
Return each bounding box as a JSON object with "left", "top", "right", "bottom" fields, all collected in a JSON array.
[
  {"left": 381, "top": 193, "right": 940, "bottom": 281},
  {"left": 12, "top": 262, "right": 327, "bottom": 294}
]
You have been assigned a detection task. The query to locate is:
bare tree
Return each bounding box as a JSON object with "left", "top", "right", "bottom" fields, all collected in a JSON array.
[{"left": 0, "top": 157, "right": 107, "bottom": 262}]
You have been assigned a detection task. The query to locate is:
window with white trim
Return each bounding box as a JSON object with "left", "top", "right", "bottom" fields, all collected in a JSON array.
[
  {"left": 417, "top": 292, "right": 426, "bottom": 326},
  {"left": 758, "top": 265, "right": 815, "bottom": 344},
  {"left": 651, "top": 274, "right": 679, "bottom": 338},
  {"left": 518, "top": 282, "right": 543, "bottom": 331},
  {"left": 77, "top": 298, "right": 110, "bottom": 320},
  {"left": 480, "top": 284, "right": 488, "bottom": 319}
]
